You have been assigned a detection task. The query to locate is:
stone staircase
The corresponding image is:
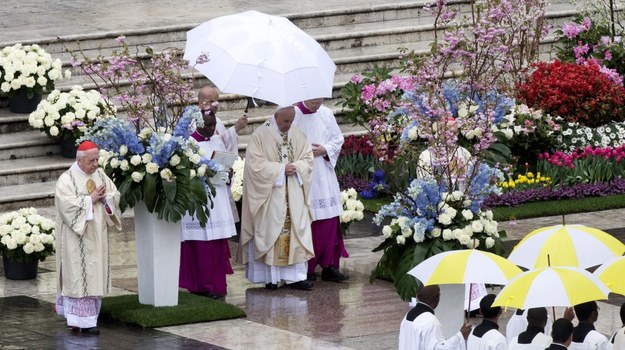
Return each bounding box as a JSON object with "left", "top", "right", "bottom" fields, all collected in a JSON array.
[{"left": 0, "top": 0, "right": 591, "bottom": 210}]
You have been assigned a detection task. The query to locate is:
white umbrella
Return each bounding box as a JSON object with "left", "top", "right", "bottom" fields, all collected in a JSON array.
[{"left": 184, "top": 10, "right": 336, "bottom": 106}]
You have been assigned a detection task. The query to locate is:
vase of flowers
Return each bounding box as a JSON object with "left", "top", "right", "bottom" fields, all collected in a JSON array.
[
  {"left": 0, "top": 208, "right": 56, "bottom": 280},
  {"left": 70, "top": 37, "right": 225, "bottom": 306},
  {"left": 0, "top": 43, "right": 70, "bottom": 113},
  {"left": 28, "top": 86, "right": 115, "bottom": 158}
]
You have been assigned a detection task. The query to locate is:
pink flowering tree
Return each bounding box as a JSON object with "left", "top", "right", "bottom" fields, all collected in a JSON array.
[{"left": 338, "top": 0, "right": 551, "bottom": 300}]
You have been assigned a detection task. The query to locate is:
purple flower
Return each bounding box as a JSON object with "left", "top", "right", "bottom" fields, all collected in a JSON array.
[
  {"left": 351, "top": 75, "right": 363, "bottom": 84},
  {"left": 581, "top": 17, "right": 592, "bottom": 31},
  {"left": 604, "top": 50, "right": 613, "bottom": 61},
  {"left": 562, "top": 23, "right": 581, "bottom": 39}
]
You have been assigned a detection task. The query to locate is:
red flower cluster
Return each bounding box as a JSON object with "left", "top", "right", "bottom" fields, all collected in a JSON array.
[
  {"left": 517, "top": 60, "right": 625, "bottom": 127},
  {"left": 538, "top": 145, "right": 625, "bottom": 168},
  {"left": 341, "top": 134, "right": 374, "bottom": 157}
]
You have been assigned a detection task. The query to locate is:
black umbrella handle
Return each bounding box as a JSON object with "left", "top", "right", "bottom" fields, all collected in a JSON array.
[{"left": 245, "top": 97, "right": 258, "bottom": 114}]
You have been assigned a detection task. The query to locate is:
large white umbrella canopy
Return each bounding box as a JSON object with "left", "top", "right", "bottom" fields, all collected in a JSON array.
[{"left": 184, "top": 10, "right": 336, "bottom": 106}]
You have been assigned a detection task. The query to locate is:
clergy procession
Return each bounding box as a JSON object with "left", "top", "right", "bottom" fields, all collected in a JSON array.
[{"left": 7, "top": 0, "right": 625, "bottom": 349}]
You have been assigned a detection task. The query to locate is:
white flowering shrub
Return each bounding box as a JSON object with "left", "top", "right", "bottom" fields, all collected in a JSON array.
[
  {"left": 0, "top": 43, "right": 70, "bottom": 98},
  {"left": 28, "top": 86, "right": 115, "bottom": 140},
  {"left": 0, "top": 208, "right": 56, "bottom": 262},
  {"left": 340, "top": 188, "right": 365, "bottom": 233}
]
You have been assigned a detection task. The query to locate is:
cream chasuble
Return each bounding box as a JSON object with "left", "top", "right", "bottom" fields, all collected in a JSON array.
[
  {"left": 55, "top": 163, "right": 121, "bottom": 298},
  {"left": 240, "top": 119, "right": 314, "bottom": 267}
]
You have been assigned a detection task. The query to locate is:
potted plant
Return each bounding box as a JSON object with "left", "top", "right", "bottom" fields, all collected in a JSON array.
[
  {"left": 0, "top": 207, "right": 56, "bottom": 280},
  {"left": 28, "top": 86, "right": 115, "bottom": 157},
  {"left": 0, "top": 43, "right": 70, "bottom": 113}
]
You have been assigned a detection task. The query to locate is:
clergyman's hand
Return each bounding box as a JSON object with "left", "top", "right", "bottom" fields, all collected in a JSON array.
[
  {"left": 563, "top": 307, "right": 575, "bottom": 321},
  {"left": 91, "top": 185, "right": 106, "bottom": 203},
  {"left": 285, "top": 163, "right": 297, "bottom": 176},
  {"left": 460, "top": 320, "right": 472, "bottom": 340},
  {"left": 234, "top": 115, "right": 248, "bottom": 133},
  {"left": 311, "top": 143, "right": 327, "bottom": 158}
]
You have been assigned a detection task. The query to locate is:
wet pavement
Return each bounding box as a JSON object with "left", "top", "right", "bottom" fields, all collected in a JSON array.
[{"left": 2, "top": 208, "right": 625, "bottom": 349}]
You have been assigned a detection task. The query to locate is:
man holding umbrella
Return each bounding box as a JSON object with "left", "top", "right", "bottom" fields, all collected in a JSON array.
[{"left": 293, "top": 98, "right": 349, "bottom": 282}]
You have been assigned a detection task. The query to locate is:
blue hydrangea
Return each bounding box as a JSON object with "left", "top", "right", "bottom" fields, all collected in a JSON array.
[
  {"left": 174, "top": 106, "right": 203, "bottom": 139},
  {"left": 81, "top": 118, "right": 145, "bottom": 155}
]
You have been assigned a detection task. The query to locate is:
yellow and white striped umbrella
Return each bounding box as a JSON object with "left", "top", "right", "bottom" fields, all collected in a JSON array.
[
  {"left": 407, "top": 249, "right": 522, "bottom": 286},
  {"left": 594, "top": 256, "right": 625, "bottom": 296},
  {"left": 493, "top": 266, "right": 610, "bottom": 309},
  {"left": 507, "top": 224, "right": 625, "bottom": 269}
]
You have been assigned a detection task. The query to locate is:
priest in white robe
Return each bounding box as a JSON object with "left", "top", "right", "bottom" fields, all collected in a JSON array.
[
  {"left": 240, "top": 106, "right": 315, "bottom": 291},
  {"left": 508, "top": 307, "right": 552, "bottom": 350},
  {"left": 467, "top": 294, "right": 507, "bottom": 350},
  {"left": 179, "top": 112, "right": 237, "bottom": 299},
  {"left": 399, "top": 284, "right": 471, "bottom": 350},
  {"left": 570, "top": 301, "right": 609, "bottom": 350},
  {"left": 54, "top": 141, "right": 122, "bottom": 335},
  {"left": 293, "top": 99, "right": 349, "bottom": 282},
  {"left": 197, "top": 85, "right": 247, "bottom": 223}
]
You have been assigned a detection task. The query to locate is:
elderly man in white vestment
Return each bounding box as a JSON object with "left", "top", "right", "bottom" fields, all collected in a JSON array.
[
  {"left": 54, "top": 141, "right": 122, "bottom": 335},
  {"left": 399, "top": 284, "right": 471, "bottom": 350},
  {"left": 240, "top": 106, "right": 315, "bottom": 291},
  {"left": 293, "top": 98, "right": 349, "bottom": 282}
]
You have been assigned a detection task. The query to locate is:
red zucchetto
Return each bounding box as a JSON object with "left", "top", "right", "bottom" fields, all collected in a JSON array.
[{"left": 77, "top": 141, "right": 98, "bottom": 151}]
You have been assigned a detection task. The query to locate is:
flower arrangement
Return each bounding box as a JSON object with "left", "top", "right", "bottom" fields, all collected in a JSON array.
[
  {"left": 498, "top": 170, "right": 552, "bottom": 192},
  {"left": 359, "top": 169, "right": 390, "bottom": 199},
  {"left": 339, "top": 188, "right": 365, "bottom": 233},
  {"left": 372, "top": 171, "right": 505, "bottom": 300},
  {"left": 28, "top": 86, "right": 115, "bottom": 140},
  {"left": 0, "top": 43, "right": 70, "bottom": 98},
  {"left": 516, "top": 60, "right": 625, "bottom": 127},
  {"left": 0, "top": 207, "right": 55, "bottom": 263},
  {"left": 81, "top": 108, "right": 225, "bottom": 226},
  {"left": 231, "top": 156, "right": 245, "bottom": 202}
]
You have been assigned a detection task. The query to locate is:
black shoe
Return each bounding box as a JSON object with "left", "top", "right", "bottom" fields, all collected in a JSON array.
[
  {"left": 287, "top": 280, "right": 313, "bottom": 291},
  {"left": 307, "top": 273, "right": 317, "bottom": 281},
  {"left": 321, "top": 266, "right": 349, "bottom": 282},
  {"left": 72, "top": 327, "right": 100, "bottom": 335},
  {"left": 265, "top": 283, "right": 278, "bottom": 290}
]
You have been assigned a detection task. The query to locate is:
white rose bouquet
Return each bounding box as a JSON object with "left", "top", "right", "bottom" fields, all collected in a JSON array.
[
  {"left": 0, "top": 43, "right": 70, "bottom": 98},
  {"left": 230, "top": 157, "right": 245, "bottom": 202},
  {"left": 0, "top": 207, "right": 56, "bottom": 263},
  {"left": 28, "top": 86, "right": 115, "bottom": 140},
  {"left": 340, "top": 188, "right": 365, "bottom": 233}
]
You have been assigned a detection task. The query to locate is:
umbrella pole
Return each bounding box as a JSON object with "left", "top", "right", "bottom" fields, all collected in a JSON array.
[
  {"left": 467, "top": 283, "right": 473, "bottom": 320},
  {"left": 547, "top": 254, "right": 556, "bottom": 319}
]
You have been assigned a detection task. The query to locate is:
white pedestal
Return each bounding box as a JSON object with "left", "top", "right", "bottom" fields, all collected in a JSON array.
[
  {"left": 438, "top": 284, "right": 464, "bottom": 338},
  {"left": 133, "top": 201, "right": 181, "bottom": 306}
]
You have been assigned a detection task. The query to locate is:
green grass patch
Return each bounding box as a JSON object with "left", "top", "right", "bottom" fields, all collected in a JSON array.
[
  {"left": 492, "top": 194, "right": 625, "bottom": 221},
  {"left": 100, "top": 292, "right": 246, "bottom": 328},
  {"left": 361, "top": 196, "right": 392, "bottom": 213}
]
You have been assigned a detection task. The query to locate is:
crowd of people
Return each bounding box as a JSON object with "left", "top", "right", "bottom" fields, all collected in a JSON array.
[
  {"left": 399, "top": 283, "right": 625, "bottom": 349},
  {"left": 52, "top": 86, "right": 350, "bottom": 333}
]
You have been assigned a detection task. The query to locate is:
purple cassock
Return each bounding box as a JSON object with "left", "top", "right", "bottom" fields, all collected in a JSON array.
[
  {"left": 307, "top": 217, "right": 349, "bottom": 274},
  {"left": 178, "top": 130, "right": 235, "bottom": 296}
]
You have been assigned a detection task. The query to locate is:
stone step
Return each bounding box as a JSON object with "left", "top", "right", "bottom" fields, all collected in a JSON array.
[
  {"left": 0, "top": 156, "right": 74, "bottom": 187},
  {"left": 0, "top": 123, "right": 366, "bottom": 211},
  {"left": 0, "top": 129, "right": 59, "bottom": 160}
]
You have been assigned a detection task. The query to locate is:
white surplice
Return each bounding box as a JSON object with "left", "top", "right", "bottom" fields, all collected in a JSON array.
[
  {"left": 180, "top": 136, "right": 237, "bottom": 242},
  {"left": 399, "top": 302, "right": 466, "bottom": 350},
  {"left": 293, "top": 104, "right": 343, "bottom": 221}
]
